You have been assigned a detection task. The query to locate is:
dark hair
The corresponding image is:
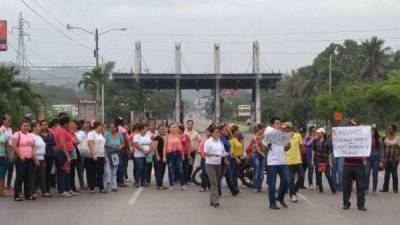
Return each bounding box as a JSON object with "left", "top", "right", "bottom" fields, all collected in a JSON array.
[
  {"left": 39, "top": 120, "right": 47, "bottom": 125},
  {"left": 372, "top": 127, "right": 380, "bottom": 142},
  {"left": 31, "top": 121, "right": 40, "bottom": 129},
  {"left": 59, "top": 116, "right": 70, "bottom": 126},
  {"left": 58, "top": 112, "right": 68, "bottom": 119},
  {"left": 19, "top": 119, "right": 30, "bottom": 126},
  {"left": 136, "top": 123, "right": 145, "bottom": 131},
  {"left": 208, "top": 125, "right": 219, "bottom": 134},
  {"left": 178, "top": 124, "right": 185, "bottom": 132},
  {"left": 49, "top": 118, "right": 59, "bottom": 128},
  {"left": 158, "top": 124, "right": 165, "bottom": 130},
  {"left": 218, "top": 124, "right": 227, "bottom": 131},
  {"left": 91, "top": 120, "right": 101, "bottom": 130},
  {"left": 186, "top": 120, "right": 194, "bottom": 125},
  {"left": 109, "top": 121, "right": 118, "bottom": 129},
  {"left": 1, "top": 114, "right": 11, "bottom": 127},
  {"left": 131, "top": 123, "right": 139, "bottom": 132},
  {"left": 230, "top": 125, "right": 239, "bottom": 135},
  {"left": 309, "top": 126, "right": 315, "bottom": 135},
  {"left": 270, "top": 117, "right": 281, "bottom": 126},
  {"left": 389, "top": 123, "right": 397, "bottom": 132},
  {"left": 114, "top": 116, "right": 124, "bottom": 126},
  {"left": 253, "top": 124, "right": 264, "bottom": 133}
]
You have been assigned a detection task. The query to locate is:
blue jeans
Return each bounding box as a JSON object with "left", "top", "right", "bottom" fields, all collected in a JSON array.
[
  {"left": 154, "top": 159, "right": 166, "bottom": 187},
  {"left": 251, "top": 153, "right": 265, "bottom": 189},
  {"left": 134, "top": 157, "right": 147, "bottom": 186},
  {"left": 166, "top": 152, "right": 184, "bottom": 186},
  {"left": 200, "top": 157, "right": 209, "bottom": 189},
  {"left": 218, "top": 157, "right": 236, "bottom": 194},
  {"left": 365, "top": 154, "right": 380, "bottom": 192},
  {"left": 331, "top": 157, "right": 344, "bottom": 191},
  {"left": 54, "top": 150, "right": 70, "bottom": 193},
  {"left": 229, "top": 157, "right": 240, "bottom": 189},
  {"left": 267, "top": 164, "right": 289, "bottom": 205}
]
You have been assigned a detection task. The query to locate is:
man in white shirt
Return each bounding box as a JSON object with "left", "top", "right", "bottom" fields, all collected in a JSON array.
[
  {"left": 185, "top": 120, "right": 201, "bottom": 181},
  {"left": 263, "top": 117, "right": 291, "bottom": 210}
]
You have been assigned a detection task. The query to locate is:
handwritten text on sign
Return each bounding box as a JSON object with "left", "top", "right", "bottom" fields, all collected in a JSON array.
[
  {"left": 262, "top": 126, "right": 292, "bottom": 147},
  {"left": 332, "top": 126, "right": 371, "bottom": 157}
]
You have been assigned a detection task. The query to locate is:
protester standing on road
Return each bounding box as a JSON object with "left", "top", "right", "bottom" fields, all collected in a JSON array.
[
  {"left": 365, "top": 127, "right": 384, "bottom": 194},
  {"left": 40, "top": 120, "right": 56, "bottom": 194},
  {"left": 229, "top": 125, "right": 243, "bottom": 195},
  {"left": 69, "top": 120, "right": 81, "bottom": 193},
  {"left": 12, "top": 120, "right": 36, "bottom": 201},
  {"left": 179, "top": 124, "right": 192, "bottom": 184},
  {"left": 163, "top": 123, "right": 187, "bottom": 191},
  {"left": 263, "top": 118, "right": 291, "bottom": 210},
  {"left": 153, "top": 125, "right": 167, "bottom": 190},
  {"left": 86, "top": 120, "right": 107, "bottom": 193},
  {"left": 185, "top": 120, "right": 201, "bottom": 184},
  {"left": 249, "top": 124, "right": 265, "bottom": 193},
  {"left": 31, "top": 122, "right": 51, "bottom": 198},
  {"left": 145, "top": 119, "right": 157, "bottom": 184},
  {"left": 0, "top": 119, "right": 9, "bottom": 196},
  {"left": 104, "top": 122, "right": 123, "bottom": 192},
  {"left": 54, "top": 116, "right": 76, "bottom": 197},
  {"left": 342, "top": 119, "right": 367, "bottom": 211},
  {"left": 115, "top": 117, "right": 129, "bottom": 188},
  {"left": 286, "top": 127, "right": 305, "bottom": 203},
  {"left": 204, "top": 125, "right": 225, "bottom": 207},
  {"left": 381, "top": 123, "right": 400, "bottom": 193},
  {"left": 312, "top": 128, "right": 336, "bottom": 194},
  {"left": 303, "top": 126, "right": 316, "bottom": 190},
  {"left": 1, "top": 115, "right": 13, "bottom": 193},
  {"left": 198, "top": 127, "right": 211, "bottom": 192},
  {"left": 132, "top": 124, "right": 151, "bottom": 188}
]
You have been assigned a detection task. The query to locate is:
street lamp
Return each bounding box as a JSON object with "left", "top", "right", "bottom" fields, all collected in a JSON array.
[{"left": 67, "top": 24, "right": 127, "bottom": 123}]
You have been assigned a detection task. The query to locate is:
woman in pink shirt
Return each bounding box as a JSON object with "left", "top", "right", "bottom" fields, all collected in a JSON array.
[
  {"left": 178, "top": 124, "right": 192, "bottom": 184},
  {"left": 12, "top": 120, "right": 37, "bottom": 201},
  {"left": 198, "top": 127, "right": 211, "bottom": 192},
  {"left": 163, "top": 123, "right": 187, "bottom": 191}
]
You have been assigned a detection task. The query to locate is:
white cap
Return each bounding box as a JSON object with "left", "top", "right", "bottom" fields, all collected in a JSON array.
[{"left": 316, "top": 128, "right": 326, "bottom": 133}]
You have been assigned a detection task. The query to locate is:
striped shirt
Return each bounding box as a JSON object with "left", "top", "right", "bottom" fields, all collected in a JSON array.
[{"left": 383, "top": 136, "right": 400, "bottom": 163}]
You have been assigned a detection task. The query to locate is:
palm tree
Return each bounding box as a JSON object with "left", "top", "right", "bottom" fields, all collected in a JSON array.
[
  {"left": 0, "top": 65, "right": 42, "bottom": 118},
  {"left": 359, "top": 36, "right": 390, "bottom": 80}
]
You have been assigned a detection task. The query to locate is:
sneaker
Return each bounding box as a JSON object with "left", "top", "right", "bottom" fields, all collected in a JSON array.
[
  {"left": 90, "top": 190, "right": 96, "bottom": 194},
  {"left": 60, "top": 192, "right": 73, "bottom": 197},
  {"left": 181, "top": 186, "right": 187, "bottom": 191},
  {"left": 112, "top": 189, "right": 119, "bottom": 192},
  {"left": 343, "top": 205, "right": 350, "bottom": 210},
  {"left": 69, "top": 191, "right": 80, "bottom": 196},
  {"left": 100, "top": 189, "right": 108, "bottom": 193},
  {"left": 291, "top": 195, "right": 298, "bottom": 203},
  {"left": 269, "top": 204, "right": 280, "bottom": 210},
  {"left": 358, "top": 206, "right": 367, "bottom": 211}
]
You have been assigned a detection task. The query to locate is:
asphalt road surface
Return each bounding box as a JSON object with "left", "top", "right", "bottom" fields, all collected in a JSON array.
[{"left": 1, "top": 162, "right": 399, "bottom": 225}]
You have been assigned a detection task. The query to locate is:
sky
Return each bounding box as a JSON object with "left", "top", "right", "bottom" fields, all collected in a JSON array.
[{"left": 1, "top": 0, "right": 400, "bottom": 80}]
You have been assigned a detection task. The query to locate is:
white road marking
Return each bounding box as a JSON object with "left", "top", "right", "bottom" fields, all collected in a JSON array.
[
  {"left": 128, "top": 187, "right": 143, "bottom": 206},
  {"left": 297, "top": 193, "right": 317, "bottom": 208}
]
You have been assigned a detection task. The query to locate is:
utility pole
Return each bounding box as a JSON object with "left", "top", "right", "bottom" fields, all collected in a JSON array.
[
  {"left": 67, "top": 25, "right": 126, "bottom": 123},
  {"left": 329, "top": 54, "right": 332, "bottom": 95},
  {"left": 15, "top": 12, "right": 30, "bottom": 82}
]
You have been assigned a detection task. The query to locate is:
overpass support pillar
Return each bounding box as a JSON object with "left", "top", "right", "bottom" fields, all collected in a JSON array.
[
  {"left": 175, "top": 42, "right": 182, "bottom": 123},
  {"left": 214, "top": 43, "right": 221, "bottom": 123},
  {"left": 253, "top": 41, "right": 261, "bottom": 123}
]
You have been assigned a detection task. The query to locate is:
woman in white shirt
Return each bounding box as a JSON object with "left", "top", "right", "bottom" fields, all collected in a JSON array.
[
  {"left": 87, "top": 120, "right": 107, "bottom": 193},
  {"left": 132, "top": 124, "right": 151, "bottom": 188},
  {"left": 204, "top": 125, "right": 225, "bottom": 208},
  {"left": 32, "top": 122, "right": 52, "bottom": 198}
]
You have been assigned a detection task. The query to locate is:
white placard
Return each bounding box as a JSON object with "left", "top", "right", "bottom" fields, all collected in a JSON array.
[
  {"left": 332, "top": 126, "right": 371, "bottom": 157},
  {"left": 262, "top": 126, "right": 292, "bottom": 147}
]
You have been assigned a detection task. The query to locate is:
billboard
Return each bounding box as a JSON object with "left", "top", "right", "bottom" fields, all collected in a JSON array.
[
  {"left": 0, "top": 20, "right": 7, "bottom": 51},
  {"left": 238, "top": 105, "right": 251, "bottom": 117}
]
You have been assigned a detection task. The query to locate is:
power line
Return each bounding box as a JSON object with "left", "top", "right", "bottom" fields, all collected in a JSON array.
[{"left": 18, "top": 0, "right": 92, "bottom": 50}]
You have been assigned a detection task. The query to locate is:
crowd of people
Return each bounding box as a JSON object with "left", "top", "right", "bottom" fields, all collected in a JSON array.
[{"left": 0, "top": 113, "right": 399, "bottom": 211}]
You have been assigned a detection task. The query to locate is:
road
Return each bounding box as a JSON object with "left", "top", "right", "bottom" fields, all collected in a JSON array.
[{"left": 0, "top": 162, "right": 399, "bottom": 225}]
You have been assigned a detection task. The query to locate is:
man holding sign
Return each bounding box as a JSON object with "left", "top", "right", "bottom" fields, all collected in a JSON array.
[
  {"left": 262, "top": 118, "right": 292, "bottom": 210},
  {"left": 332, "top": 119, "right": 369, "bottom": 211}
]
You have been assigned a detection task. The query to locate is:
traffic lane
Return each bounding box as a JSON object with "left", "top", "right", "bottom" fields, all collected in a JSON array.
[{"left": 0, "top": 187, "right": 136, "bottom": 225}]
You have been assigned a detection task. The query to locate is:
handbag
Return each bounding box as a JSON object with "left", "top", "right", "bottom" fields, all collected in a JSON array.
[
  {"left": 318, "top": 162, "right": 327, "bottom": 172},
  {"left": 6, "top": 132, "right": 19, "bottom": 163},
  {"left": 79, "top": 138, "right": 92, "bottom": 158},
  {"left": 110, "top": 153, "right": 120, "bottom": 166}
]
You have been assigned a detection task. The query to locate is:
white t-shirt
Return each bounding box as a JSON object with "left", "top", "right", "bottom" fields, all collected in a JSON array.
[
  {"left": 87, "top": 131, "right": 106, "bottom": 157},
  {"left": 204, "top": 137, "right": 225, "bottom": 165},
  {"left": 75, "top": 130, "right": 87, "bottom": 151},
  {"left": 267, "top": 144, "right": 287, "bottom": 165},
  {"left": 133, "top": 134, "right": 151, "bottom": 158},
  {"left": 33, "top": 134, "right": 46, "bottom": 160}
]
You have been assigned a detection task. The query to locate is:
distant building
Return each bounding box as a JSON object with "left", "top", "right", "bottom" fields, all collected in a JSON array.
[
  {"left": 52, "top": 104, "right": 78, "bottom": 118},
  {"left": 77, "top": 99, "right": 98, "bottom": 122}
]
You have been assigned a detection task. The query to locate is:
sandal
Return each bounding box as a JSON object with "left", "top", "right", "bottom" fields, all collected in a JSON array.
[
  {"left": 28, "top": 196, "right": 37, "bottom": 200},
  {"left": 14, "top": 197, "right": 24, "bottom": 201},
  {"left": 42, "top": 193, "right": 52, "bottom": 197}
]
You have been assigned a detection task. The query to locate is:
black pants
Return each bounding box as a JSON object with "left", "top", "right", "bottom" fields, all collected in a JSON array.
[
  {"left": 315, "top": 162, "right": 335, "bottom": 193},
  {"left": 383, "top": 161, "right": 399, "bottom": 192},
  {"left": 6, "top": 161, "right": 14, "bottom": 187},
  {"left": 44, "top": 155, "right": 55, "bottom": 192},
  {"left": 14, "top": 158, "right": 34, "bottom": 199},
  {"left": 218, "top": 158, "right": 237, "bottom": 195},
  {"left": 146, "top": 161, "right": 153, "bottom": 184},
  {"left": 288, "top": 163, "right": 305, "bottom": 196},
  {"left": 154, "top": 160, "right": 166, "bottom": 187},
  {"left": 85, "top": 157, "right": 105, "bottom": 191},
  {"left": 343, "top": 166, "right": 365, "bottom": 208},
  {"left": 117, "top": 149, "right": 128, "bottom": 184},
  {"left": 33, "top": 160, "right": 46, "bottom": 194}
]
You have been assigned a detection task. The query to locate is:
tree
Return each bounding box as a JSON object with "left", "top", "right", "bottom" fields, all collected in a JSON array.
[
  {"left": 0, "top": 65, "right": 42, "bottom": 121},
  {"left": 359, "top": 36, "right": 390, "bottom": 81}
]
